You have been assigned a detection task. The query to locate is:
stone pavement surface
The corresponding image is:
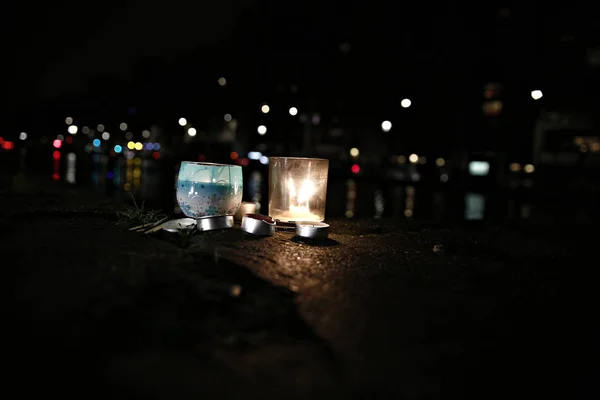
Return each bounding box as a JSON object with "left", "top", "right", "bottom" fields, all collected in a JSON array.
[{"left": 2, "top": 181, "right": 598, "bottom": 399}]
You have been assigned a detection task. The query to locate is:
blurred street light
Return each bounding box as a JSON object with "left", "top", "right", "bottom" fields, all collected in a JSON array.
[
  {"left": 289, "top": 107, "right": 298, "bottom": 116},
  {"left": 401, "top": 99, "right": 411, "bottom": 108},
  {"left": 531, "top": 90, "right": 543, "bottom": 100},
  {"left": 178, "top": 118, "right": 187, "bottom": 126},
  {"left": 261, "top": 105, "right": 270, "bottom": 114},
  {"left": 350, "top": 147, "right": 359, "bottom": 157},
  {"left": 68, "top": 125, "right": 78, "bottom": 134},
  {"left": 409, "top": 154, "right": 418, "bottom": 163},
  {"left": 218, "top": 77, "right": 227, "bottom": 86},
  {"left": 187, "top": 127, "right": 197, "bottom": 137},
  {"left": 381, "top": 120, "right": 392, "bottom": 132},
  {"left": 257, "top": 125, "right": 267, "bottom": 135},
  {"left": 19, "top": 132, "right": 27, "bottom": 140}
]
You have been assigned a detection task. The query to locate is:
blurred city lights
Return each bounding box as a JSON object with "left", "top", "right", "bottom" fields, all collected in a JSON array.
[
  {"left": 82, "top": 126, "right": 90, "bottom": 134},
  {"left": 65, "top": 117, "right": 73, "bottom": 125},
  {"left": 114, "top": 145, "right": 123, "bottom": 153},
  {"left": 127, "top": 141, "right": 135, "bottom": 150},
  {"left": 154, "top": 143, "right": 161, "bottom": 150},
  {"left": 19, "top": 132, "right": 27, "bottom": 140},
  {"left": 230, "top": 151, "right": 238, "bottom": 160},
  {"left": 224, "top": 113, "right": 232, "bottom": 122},
  {"left": 187, "top": 127, "right": 197, "bottom": 137},
  {"left": 531, "top": 90, "right": 543, "bottom": 100},
  {"left": 119, "top": 123, "right": 128, "bottom": 131},
  {"left": 260, "top": 156, "right": 269, "bottom": 165},
  {"left": 97, "top": 124, "right": 105, "bottom": 132},
  {"left": 435, "top": 157, "right": 445, "bottom": 167},
  {"left": 261, "top": 105, "right": 270, "bottom": 114},
  {"left": 257, "top": 125, "right": 267, "bottom": 135},
  {"left": 92, "top": 139, "right": 101, "bottom": 147},
  {"left": 178, "top": 118, "right": 187, "bottom": 126},
  {"left": 2, "top": 141, "right": 14, "bottom": 150},
  {"left": 142, "top": 130, "right": 150, "bottom": 138},
  {"left": 350, "top": 147, "right": 360, "bottom": 157},
  {"left": 218, "top": 77, "right": 227, "bottom": 86},
  {"left": 289, "top": 107, "right": 298, "bottom": 116},
  {"left": 409, "top": 154, "right": 419, "bottom": 163},
  {"left": 53, "top": 151, "right": 61, "bottom": 160},
  {"left": 68, "top": 125, "right": 78, "bottom": 134},
  {"left": 101, "top": 132, "right": 110, "bottom": 140},
  {"left": 509, "top": 162, "right": 521, "bottom": 172},
  {"left": 53, "top": 139, "right": 62, "bottom": 149},
  {"left": 401, "top": 98, "right": 412, "bottom": 108},
  {"left": 145, "top": 143, "right": 153, "bottom": 150},
  {"left": 248, "top": 151, "right": 262, "bottom": 160},
  {"left": 468, "top": 161, "right": 490, "bottom": 176},
  {"left": 134, "top": 142, "right": 143, "bottom": 151},
  {"left": 351, "top": 164, "right": 360, "bottom": 174},
  {"left": 381, "top": 120, "right": 392, "bottom": 132},
  {"left": 524, "top": 164, "right": 535, "bottom": 173},
  {"left": 240, "top": 158, "right": 250, "bottom": 166}
]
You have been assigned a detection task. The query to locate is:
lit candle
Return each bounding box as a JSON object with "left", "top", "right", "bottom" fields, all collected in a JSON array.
[{"left": 268, "top": 157, "right": 329, "bottom": 222}]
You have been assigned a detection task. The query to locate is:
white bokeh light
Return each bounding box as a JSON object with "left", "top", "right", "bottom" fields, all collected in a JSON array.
[
  {"left": 224, "top": 113, "right": 232, "bottom": 122},
  {"left": 261, "top": 105, "right": 270, "bottom": 114},
  {"left": 178, "top": 118, "right": 187, "bottom": 126},
  {"left": 19, "top": 132, "right": 27, "bottom": 140},
  {"left": 289, "top": 107, "right": 298, "bottom": 116},
  {"left": 401, "top": 98, "right": 412, "bottom": 108},
  {"left": 257, "top": 125, "right": 267, "bottom": 135},
  {"left": 142, "top": 130, "right": 150, "bottom": 139},
  {"left": 409, "top": 154, "right": 419, "bottom": 163},
  {"left": 101, "top": 132, "right": 110, "bottom": 140},
  {"left": 187, "top": 127, "right": 197, "bottom": 137},
  {"left": 350, "top": 147, "right": 359, "bottom": 157},
  {"left": 65, "top": 117, "right": 73, "bottom": 125},
  {"left": 381, "top": 120, "right": 392, "bottom": 132},
  {"left": 119, "top": 123, "right": 128, "bottom": 131},
  {"left": 68, "top": 125, "right": 78, "bottom": 134},
  {"left": 531, "top": 90, "right": 543, "bottom": 100}
]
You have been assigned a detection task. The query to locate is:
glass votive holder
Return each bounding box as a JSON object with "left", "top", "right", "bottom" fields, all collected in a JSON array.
[
  {"left": 268, "top": 157, "right": 329, "bottom": 222},
  {"left": 176, "top": 162, "right": 243, "bottom": 219}
]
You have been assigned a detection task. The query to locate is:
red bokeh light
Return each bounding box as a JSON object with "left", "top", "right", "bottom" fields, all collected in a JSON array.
[
  {"left": 66, "top": 136, "right": 73, "bottom": 144},
  {"left": 152, "top": 151, "right": 160, "bottom": 160},
  {"left": 52, "top": 151, "right": 61, "bottom": 160},
  {"left": 351, "top": 164, "right": 360, "bottom": 174},
  {"left": 198, "top": 154, "right": 206, "bottom": 162},
  {"left": 52, "top": 173, "right": 60, "bottom": 181},
  {"left": 0, "top": 137, "right": 4, "bottom": 144},
  {"left": 230, "top": 151, "right": 238, "bottom": 160},
  {"left": 2, "top": 141, "right": 14, "bottom": 150},
  {"left": 240, "top": 158, "right": 250, "bottom": 167},
  {"left": 53, "top": 139, "right": 62, "bottom": 149}
]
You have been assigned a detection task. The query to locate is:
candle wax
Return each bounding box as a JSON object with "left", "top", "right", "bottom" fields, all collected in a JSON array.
[{"left": 275, "top": 205, "right": 322, "bottom": 222}]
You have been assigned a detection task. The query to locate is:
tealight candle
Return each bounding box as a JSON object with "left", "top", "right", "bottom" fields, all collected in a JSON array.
[
  {"left": 234, "top": 201, "right": 257, "bottom": 221},
  {"left": 295, "top": 221, "right": 330, "bottom": 239},
  {"left": 268, "top": 157, "right": 329, "bottom": 222}
]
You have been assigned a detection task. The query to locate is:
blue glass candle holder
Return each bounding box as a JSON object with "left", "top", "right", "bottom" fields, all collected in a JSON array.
[{"left": 176, "top": 162, "right": 243, "bottom": 219}]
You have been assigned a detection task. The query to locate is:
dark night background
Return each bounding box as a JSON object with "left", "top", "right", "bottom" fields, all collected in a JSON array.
[{"left": 3, "top": 1, "right": 600, "bottom": 399}]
